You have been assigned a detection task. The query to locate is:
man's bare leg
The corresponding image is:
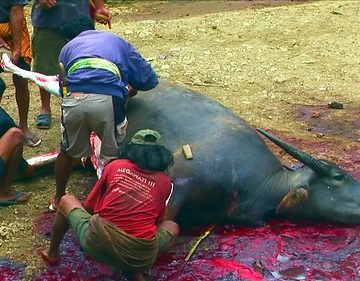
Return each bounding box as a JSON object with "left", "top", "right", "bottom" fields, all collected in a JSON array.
[
  {"left": 54, "top": 151, "right": 74, "bottom": 205},
  {"left": 157, "top": 220, "right": 179, "bottom": 256},
  {"left": 13, "top": 74, "right": 40, "bottom": 145},
  {"left": 39, "top": 87, "right": 51, "bottom": 116},
  {"left": 0, "top": 128, "right": 29, "bottom": 201},
  {"left": 42, "top": 195, "right": 85, "bottom": 262}
]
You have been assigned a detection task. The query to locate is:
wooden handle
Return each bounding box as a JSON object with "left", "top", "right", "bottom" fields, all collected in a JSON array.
[
  {"left": 94, "top": 13, "right": 112, "bottom": 29},
  {"left": 182, "top": 144, "right": 193, "bottom": 160}
]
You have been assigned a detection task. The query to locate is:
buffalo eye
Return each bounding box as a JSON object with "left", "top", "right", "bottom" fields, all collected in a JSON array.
[{"left": 333, "top": 173, "right": 346, "bottom": 182}]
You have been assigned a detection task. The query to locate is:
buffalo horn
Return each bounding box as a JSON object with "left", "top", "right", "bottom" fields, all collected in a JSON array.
[{"left": 256, "top": 128, "right": 330, "bottom": 173}]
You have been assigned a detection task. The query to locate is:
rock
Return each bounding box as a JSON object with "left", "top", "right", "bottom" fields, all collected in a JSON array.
[{"left": 327, "top": 101, "right": 344, "bottom": 109}]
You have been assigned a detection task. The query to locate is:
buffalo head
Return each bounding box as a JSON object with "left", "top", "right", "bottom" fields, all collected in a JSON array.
[{"left": 258, "top": 129, "right": 360, "bottom": 225}]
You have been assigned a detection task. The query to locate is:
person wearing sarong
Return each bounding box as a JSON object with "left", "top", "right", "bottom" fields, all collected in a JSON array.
[
  {"left": 41, "top": 129, "right": 179, "bottom": 281},
  {"left": 0, "top": 0, "right": 41, "bottom": 147}
]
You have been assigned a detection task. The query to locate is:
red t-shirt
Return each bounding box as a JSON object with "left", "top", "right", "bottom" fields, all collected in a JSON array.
[{"left": 84, "top": 159, "right": 173, "bottom": 239}]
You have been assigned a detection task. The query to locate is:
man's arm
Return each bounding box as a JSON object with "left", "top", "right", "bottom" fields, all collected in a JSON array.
[
  {"left": 126, "top": 47, "right": 159, "bottom": 92},
  {"left": 9, "top": 5, "right": 24, "bottom": 64}
]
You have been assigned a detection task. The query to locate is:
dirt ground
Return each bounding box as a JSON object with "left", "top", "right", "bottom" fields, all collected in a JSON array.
[{"left": 0, "top": 0, "right": 359, "bottom": 279}]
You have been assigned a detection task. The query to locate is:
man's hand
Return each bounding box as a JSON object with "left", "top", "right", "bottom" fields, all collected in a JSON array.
[
  {"left": 0, "top": 36, "right": 13, "bottom": 63},
  {"left": 94, "top": 7, "right": 112, "bottom": 29},
  {"left": 0, "top": 37, "right": 10, "bottom": 50},
  {"left": 11, "top": 48, "right": 20, "bottom": 65},
  {"left": 36, "top": 0, "right": 57, "bottom": 9},
  {"left": 126, "top": 84, "right": 138, "bottom": 97},
  {"left": 91, "top": 0, "right": 112, "bottom": 28}
]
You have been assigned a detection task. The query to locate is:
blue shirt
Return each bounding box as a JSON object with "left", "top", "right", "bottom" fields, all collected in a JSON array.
[
  {"left": 0, "top": 0, "right": 28, "bottom": 23},
  {"left": 31, "top": 0, "right": 89, "bottom": 29},
  {"left": 59, "top": 30, "right": 159, "bottom": 99}
]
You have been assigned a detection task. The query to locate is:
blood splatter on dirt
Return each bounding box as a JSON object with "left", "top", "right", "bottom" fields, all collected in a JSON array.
[
  {"left": 155, "top": 222, "right": 360, "bottom": 280},
  {"left": 32, "top": 211, "right": 123, "bottom": 281},
  {"left": 0, "top": 259, "right": 25, "bottom": 281},
  {"left": 30, "top": 212, "right": 360, "bottom": 280},
  {"left": 34, "top": 218, "right": 360, "bottom": 280},
  {"left": 295, "top": 104, "right": 360, "bottom": 141}
]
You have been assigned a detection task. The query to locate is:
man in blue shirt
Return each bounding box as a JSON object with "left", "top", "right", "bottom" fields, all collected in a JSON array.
[
  {"left": 50, "top": 15, "right": 159, "bottom": 210},
  {"left": 31, "top": 0, "right": 111, "bottom": 129}
]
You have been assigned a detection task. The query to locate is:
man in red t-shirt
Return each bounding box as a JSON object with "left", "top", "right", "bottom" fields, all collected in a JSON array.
[{"left": 41, "top": 129, "right": 179, "bottom": 281}]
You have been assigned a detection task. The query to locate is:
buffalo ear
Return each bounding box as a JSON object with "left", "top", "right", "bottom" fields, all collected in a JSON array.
[{"left": 276, "top": 187, "right": 309, "bottom": 214}]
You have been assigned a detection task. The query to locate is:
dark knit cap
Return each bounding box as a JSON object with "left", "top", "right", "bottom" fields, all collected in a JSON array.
[{"left": 59, "top": 15, "right": 95, "bottom": 41}]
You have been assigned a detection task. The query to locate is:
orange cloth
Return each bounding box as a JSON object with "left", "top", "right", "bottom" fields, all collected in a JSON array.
[{"left": 0, "top": 19, "right": 31, "bottom": 66}]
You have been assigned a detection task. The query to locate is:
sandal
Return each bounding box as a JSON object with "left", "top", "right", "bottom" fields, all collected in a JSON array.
[
  {"left": 48, "top": 197, "right": 59, "bottom": 212},
  {"left": 0, "top": 191, "right": 30, "bottom": 206},
  {"left": 24, "top": 133, "right": 42, "bottom": 147},
  {"left": 36, "top": 113, "right": 51, "bottom": 129}
]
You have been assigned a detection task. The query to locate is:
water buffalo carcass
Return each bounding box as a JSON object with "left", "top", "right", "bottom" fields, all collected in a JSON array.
[{"left": 124, "top": 80, "right": 360, "bottom": 226}]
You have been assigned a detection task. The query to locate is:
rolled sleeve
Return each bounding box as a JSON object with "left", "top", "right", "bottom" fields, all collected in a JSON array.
[{"left": 126, "top": 47, "right": 159, "bottom": 91}]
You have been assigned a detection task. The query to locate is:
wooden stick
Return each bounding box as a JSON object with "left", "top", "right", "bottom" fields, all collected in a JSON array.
[
  {"left": 59, "top": 62, "right": 68, "bottom": 97},
  {"left": 179, "top": 224, "right": 216, "bottom": 272},
  {"left": 178, "top": 80, "right": 227, "bottom": 88}
]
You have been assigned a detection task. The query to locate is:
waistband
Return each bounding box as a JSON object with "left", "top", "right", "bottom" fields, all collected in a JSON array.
[
  {"left": 67, "top": 57, "right": 121, "bottom": 78},
  {"left": 63, "top": 92, "right": 88, "bottom": 100}
]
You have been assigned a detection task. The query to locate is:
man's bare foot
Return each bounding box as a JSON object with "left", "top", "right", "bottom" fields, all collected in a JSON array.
[
  {"left": 23, "top": 130, "right": 42, "bottom": 148},
  {"left": 40, "top": 250, "right": 60, "bottom": 266}
]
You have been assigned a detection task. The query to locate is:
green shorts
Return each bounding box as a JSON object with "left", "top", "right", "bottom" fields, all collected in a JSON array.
[
  {"left": 31, "top": 27, "right": 66, "bottom": 75},
  {"left": 156, "top": 227, "right": 175, "bottom": 253},
  {"left": 67, "top": 208, "right": 110, "bottom": 263},
  {"left": 67, "top": 208, "right": 175, "bottom": 263},
  {"left": 67, "top": 208, "right": 92, "bottom": 250}
]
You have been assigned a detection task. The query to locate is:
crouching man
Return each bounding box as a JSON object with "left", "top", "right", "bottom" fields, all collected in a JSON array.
[{"left": 41, "top": 129, "right": 179, "bottom": 281}]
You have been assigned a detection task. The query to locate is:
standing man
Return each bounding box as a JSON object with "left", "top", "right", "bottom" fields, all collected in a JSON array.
[
  {"left": 31, "top": 0, "right": 111, "bottom": 129},
  {"left": 50, "top": 16, "right": 159, "bottom": 210},
  {"left": 0, "top": 0, "right": 41, "bottom": 147}
]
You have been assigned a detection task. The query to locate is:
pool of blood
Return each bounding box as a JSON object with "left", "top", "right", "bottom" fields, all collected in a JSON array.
[{"left": 31, "top": 213, "right": 360, "bottom": 280}]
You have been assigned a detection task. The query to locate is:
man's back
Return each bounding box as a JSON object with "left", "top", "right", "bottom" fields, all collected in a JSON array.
[
  {"left": 60, "top": 30, "right": 158, "bottom": 97},
  {"left": 84, "top": 159, "right": 173, "bottom": 239}
]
